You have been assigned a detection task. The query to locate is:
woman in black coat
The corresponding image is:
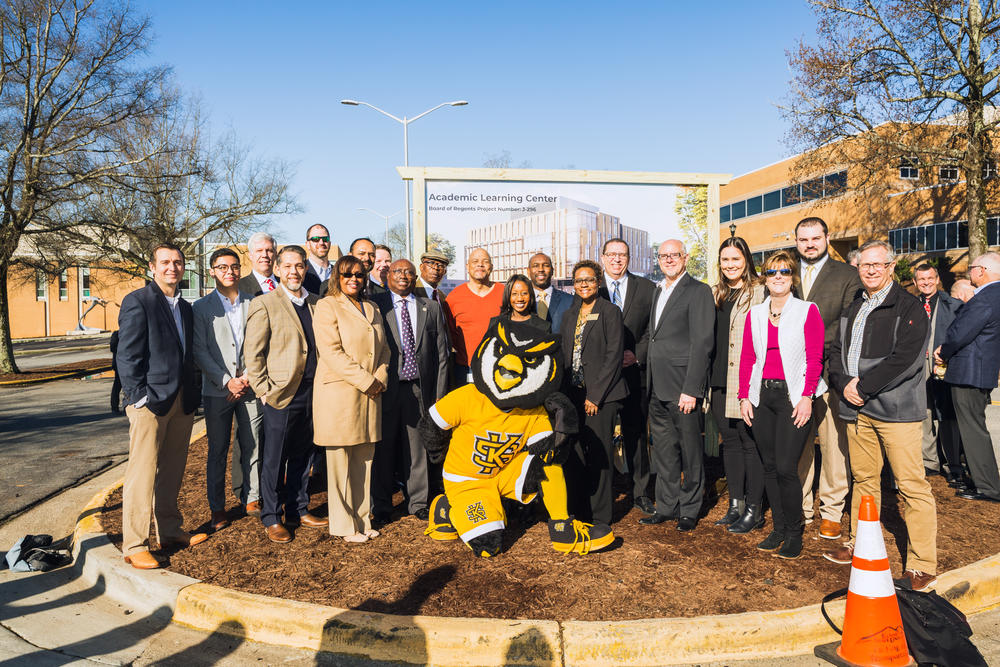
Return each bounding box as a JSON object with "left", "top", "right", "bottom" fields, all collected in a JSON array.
[{"left": 559, "top": 259, "right": 628, "bottom": 526}]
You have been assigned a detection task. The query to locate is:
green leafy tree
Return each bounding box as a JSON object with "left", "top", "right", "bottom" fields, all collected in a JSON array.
[{"left": 673, "top": 186, "right": 709, "bottom": 280}]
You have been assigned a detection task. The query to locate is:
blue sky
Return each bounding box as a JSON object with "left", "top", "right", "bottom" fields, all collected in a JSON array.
[{"left": 137, "top": 2, "right": 818, "bottom": 250}]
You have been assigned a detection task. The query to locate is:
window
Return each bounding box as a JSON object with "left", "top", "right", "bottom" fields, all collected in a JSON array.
[
  {"left": 824, "top": 170, "right": 847, "bottom": 196},
  {"left": 989, "top": 217, "right": 999, "bottom": 246},
  {"left": 800, "top": 177, "right": 824, "bottom": 202},
  {"left": 900, "top": 156, "right": 919, "bottom": 180},
  {"left": 730, "top": 200, "right": 746, "bottom": 220},
  {"left": 745, "top": 195, "right": 762, "bottom": 217},
  {"left": 720, "top": 205, "right": 731, "bottom": 223},
  {"left": 35, "top": 270, "right": 47, "bottom": 300},
  {"left": 762, "top": 190, "right": 781, "bottom": 212},
  {"left": 58, "top": 270, "right": 68, "bottom": 301},
  {"left": 939, "top": 162, "right": 959, "bottom": 182},
  {"left": 80, "top": 266, "right": 90, "bottom": 298},
  {"left": 782, "top": 184, "right": 801, "bottom": 206},
  {"left": 179, "top": 269, "right": 200, "bottom": 300}
]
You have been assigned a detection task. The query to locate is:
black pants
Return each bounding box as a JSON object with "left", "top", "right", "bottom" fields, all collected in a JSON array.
[
  {"left": 649, "top": 390, "right": 705, "bottom": 520},
  {"left": 928, "top": 378, "right": 963, "bottom": 478},
  {"left": 752, "top": 383, "right": 811, "bottom": 536},
  {"left": 620, "top": 366, "right": 651, "bottom": 500},
  {"left": 712, "top": 387, "right": 763, "bottom": 505},
  {"left": 565, "top": 388, "right": 622, "bottom": 526},
  {"left": 373, "top": 380, "right": 429, "bottom": 515},
  {"left": 951, "top": 384, "right": 1000, "bottom": 499},
  {"left": 260, "top": 386, "right": 314, "bottom": 527}
]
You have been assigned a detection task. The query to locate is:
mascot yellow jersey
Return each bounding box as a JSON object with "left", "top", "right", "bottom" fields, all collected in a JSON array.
[{"left": 428, "top": 383, "right": 552, "bottom": 482}]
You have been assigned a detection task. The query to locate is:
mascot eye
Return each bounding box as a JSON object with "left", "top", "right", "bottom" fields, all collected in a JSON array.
[{"left": 523, "top": 356, "right": 537, "bottom": 365}]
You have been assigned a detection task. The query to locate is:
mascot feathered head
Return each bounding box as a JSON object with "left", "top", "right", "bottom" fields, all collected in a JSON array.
[{"left": 472, "top": 319, "right": 563, "bottom": 410}]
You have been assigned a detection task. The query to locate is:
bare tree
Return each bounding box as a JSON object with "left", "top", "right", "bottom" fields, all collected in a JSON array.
[
  {"left": 785, "top": 0, "right": 1000, "bottom": 259},
  {"left": 0, "top": 0, "right": 172, "bottom": 373},
  {"left": 481, "top": 150, "right": 532, "bottom": 169}
]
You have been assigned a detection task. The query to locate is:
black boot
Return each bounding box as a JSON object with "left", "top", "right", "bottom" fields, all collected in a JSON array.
[
  {"left": 714, "top": 498, "right": 744, "bottom": 526},
  {"left": 727, "top": 504, "right": 765, "bottom": 534},
  {"left": 776, "top": 532, "right": 803, "bottom": 559},
  {"left": 757, "top": 530, "right": 784, "bottom": 552}
]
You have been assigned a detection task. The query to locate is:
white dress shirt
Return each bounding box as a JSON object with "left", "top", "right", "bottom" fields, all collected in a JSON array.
[
  {"left": 281, "top": 283, "right": 308, "bottom": 306},
  {"left": 253, "top": 270, "right": 278, "bottom": 292},
  {"left": 392, "top": 291, "right": 418, "bottom": 336},
  {"left": 604, "top": 272, "right": 629, "bottom": 309},
  {"left": 653, "top": 272, "right": 686, "bottom": 328},
  {"left": 216, "top": 289, "right": 244, "bottom": 349},
  {"left": 308, "top": 258, "right": 332, "bottom": 283},
  {"left": 800, "top": 253, "right": 829, "bottom": 296},
  {"left": 974, "top": 278, "right": 1000, "bottom": 295},
  {"left": 534, "top": 285, "right": 554, "bottom": 303}
]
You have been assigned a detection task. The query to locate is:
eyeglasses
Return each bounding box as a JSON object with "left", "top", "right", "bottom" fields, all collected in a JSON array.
[
  {"left": 969, "top": 264, "right": 985, "bottom": 271},
  {"left": 422, "top": 260, "right": 447, "bottom": 270},
  {"left": 657, "top": 252, "right": 684, "bottom": 260},
  {"left": 859, "top": 262, "right": 893, "bottom": 272},
  {"left": 390, "top": 269, "right": 416, "bottom": 276},
  {"left": 212, "top": 264, "right": 240, "bottom": 274},
  {"left": 603, "top": 252, "right": 629, "bottom": 259},
  {"left": 574, "top": 277, "right": 598, "bottom": 285},
  {"left": 307, "top": 236, "right": 330, "bottom": 243},
  {"left": 340, "top": 271, "right": 366, "bottom": 279},
  {"left": 763, "top": 268, "right": 793, "bottom": 277}
]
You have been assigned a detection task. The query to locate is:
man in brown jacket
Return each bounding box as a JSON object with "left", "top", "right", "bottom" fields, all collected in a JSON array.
[{"left": 245, "top": 245, "right": 327, "bottom": 543}]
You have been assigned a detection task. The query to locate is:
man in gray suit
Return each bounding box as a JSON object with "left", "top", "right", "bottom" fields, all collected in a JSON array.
[
  {"left": 794, "top": 217, "right": 862, "bottom": 541},
  {"left": 193, "top": 248, "right": 263, "bottom": 530},
  {"left": 528, "top": 252, "right": 573, "bottom": 333},
  {"left": 372, "top": 259, "right": 450, "bottom": 524},
  {"left": 642, "top": 239, "right": 715, "bottom": 531}
]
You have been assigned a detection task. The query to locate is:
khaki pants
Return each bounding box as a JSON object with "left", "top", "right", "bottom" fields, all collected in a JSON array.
[
  {"left": 325, "top": 443, "right": 375, "bottom": 537},
  {"left": 847, "top": 414, "right": 937, "bottom": 574},
  {"left": 798, "top": 389, "right": 851, "bottom": 522},
  {"left": 122, "top": 392, "right": 195, "bottom": 556}
]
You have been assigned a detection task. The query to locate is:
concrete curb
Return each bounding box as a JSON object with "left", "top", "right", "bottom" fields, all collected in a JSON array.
[
  {"left": 0, "top": 365, "right": 112, "bottom": 386},
  {"left": 75, "top": 467, "right": 1000, "bottom": 666}
]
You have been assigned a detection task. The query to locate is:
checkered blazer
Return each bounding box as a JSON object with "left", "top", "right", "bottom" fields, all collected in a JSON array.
[{"left": 718, "top": 283, "right": 765, "bottom": 419}]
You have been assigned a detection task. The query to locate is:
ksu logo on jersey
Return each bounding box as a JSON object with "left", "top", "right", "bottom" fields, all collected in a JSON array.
[{"left": 471, "top": 431, "right": 523, "bottom": 475}]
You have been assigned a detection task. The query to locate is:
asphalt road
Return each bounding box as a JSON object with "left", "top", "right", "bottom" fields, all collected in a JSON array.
[
  {"left": 0, "top": 377, "right": 128, "bottom": 522},
  {"left": 13, "top": 334, "right": 112, "bottom": 371}
]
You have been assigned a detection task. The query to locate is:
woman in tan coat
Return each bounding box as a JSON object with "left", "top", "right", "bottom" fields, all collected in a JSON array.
[{"left": 313, "top": 255, "right": 390, "bottom": 543}]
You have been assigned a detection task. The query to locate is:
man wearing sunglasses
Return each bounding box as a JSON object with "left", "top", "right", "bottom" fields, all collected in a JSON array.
[
  {"left": 935, "top": 251, "right": 1000, "bottom": 504},
  {"left": 302, "top": 224, "right": 342, "bottom": 296},
  {"left": 793, "top": 217, "right": 862, "bottom": 542}
]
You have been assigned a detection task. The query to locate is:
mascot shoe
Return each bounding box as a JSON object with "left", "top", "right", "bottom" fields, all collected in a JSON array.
[
  {"left": 548, "top": 518, "right": 614, "bottom": 555},
  {"left": 424, "top": 494, "right": 458, "bottom": 541}
]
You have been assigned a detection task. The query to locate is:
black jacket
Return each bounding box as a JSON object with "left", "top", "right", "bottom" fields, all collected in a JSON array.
[
  {"left": 829, "top": 282, "right": 929, "bottom": 423},
  {"left": 559, "top": 297, "right": 628, "bottom": 407}
]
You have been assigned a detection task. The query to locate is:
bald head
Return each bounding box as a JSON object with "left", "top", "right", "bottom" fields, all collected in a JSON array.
[
  {"left": 467, "top": 248, "right": 493, "bottom": 284},
  {"left": 951, "top": 279, "right": 975, "bottom": 302},
  {"left": 657, "top": 239, "right": 688, "bottom": 281},
  {"left": 387, "top": 258, "right": 416, "bottom": 297},
  {"left": 970, "top": 251, "right": 1000, "bottom": 287}
]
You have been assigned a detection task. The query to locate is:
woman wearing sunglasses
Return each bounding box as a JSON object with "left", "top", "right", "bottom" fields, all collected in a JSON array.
[
  {"left": 709, "top": 237, "right": 767, "bottom": 534},
  {"left": 313, "top": 254, "right": 390, "bottom": 544},
  {"left": 488, "top": 274, "right": 551, "bottom": 333},
  {"left": 737, "top": 251, "right": 825, "bottom": 559}
]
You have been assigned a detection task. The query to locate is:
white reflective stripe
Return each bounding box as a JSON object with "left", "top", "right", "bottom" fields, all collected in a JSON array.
[
  {"left": 854, "top": 519, "right": 888, "bottom": 560},
  {"left": 514, "top": 454, "right": 535, "bottom": 502},
  {"left": 442, "top": 471, "right": 480, "bottom": 483},
  {"left": 460, "top": 520, "right": 505, "bottom": 542},
  {"left": 848, "top": 566, "right": 896, "bottom": 598},
  {"left": 428, "top": 404, "right": 452, "bottom": 430},
  {"left": 526, "top": 430, "right": 553, "bottom": 445}
]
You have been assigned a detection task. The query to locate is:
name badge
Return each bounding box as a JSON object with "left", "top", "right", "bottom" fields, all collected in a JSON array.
[{"left": 586, "top": 313, "right": 600, "bottom": 321}]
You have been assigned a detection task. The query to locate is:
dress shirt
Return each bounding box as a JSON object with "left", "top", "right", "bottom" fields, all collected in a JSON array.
[
  {"left": 974, "top": 278, "right": 1000, "bottom": 295},
  {"left": 280, "top": 283, "right": 308, "bottom": 306},
  {"left": 652, "top": 272, "right": 686, "bottom": 328},
  {"left": 534, "top": 285, "right": 554, "bottom": 303},
  {"left": 216, "top": 289, "right": 244, "bottom": 350},
  {"left": 391, "top": 291, "right": 418, "bottom": 334},
  {"left": 134, "top": 289, "right": 184, "bottom": 409},
  {"left": 846, "top": 282, "right": 893, "bottom": 377},
  {"left": 604, "top": 272, "right": 629, "bottom": 309},
  {"left": 800, "top": 253, "right": 829, "bottom": 293},
  {"left": 308, "top": 258, "right": 332, "bottom": 283},
  {"left": 252, "top": 270, "right": 278, "bottom": 292}
]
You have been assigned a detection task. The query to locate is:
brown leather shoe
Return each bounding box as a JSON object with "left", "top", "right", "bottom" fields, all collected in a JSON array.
[
  {"left": 211, "top": 511, "right": 230, "bottom": 531},
  {"left": 823, "top": 543, "right": 854, "bottom": 565},
  {"left": 265, "top": 523, "right": 292, "bottom": 543},
  {"left": 819, "top": 519, "right": 842, "bottom": 540},
  {"left": 160, "top": 532, "right": 209, "bottom": 549},
  {"left": 244, "top": 500, "right": 261, "bottom": 517},
  {"left": 297, "top": 513, "right": 328, "bottom": 528},
  {"left": 899, "top": 569, "right": 937, "bottom": 591},
  {"left": 124, "top": 550, "right": 162, "bottom": 570}
]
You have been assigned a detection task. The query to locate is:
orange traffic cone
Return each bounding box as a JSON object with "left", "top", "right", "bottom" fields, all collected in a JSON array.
[{"left": 821, "top": 494, "right": 914, "bottom": 667}]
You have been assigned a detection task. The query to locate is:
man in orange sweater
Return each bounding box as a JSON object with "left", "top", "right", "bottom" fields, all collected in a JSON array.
[{"left": 445, "top": 248, "right": 504, "bottom": 385}]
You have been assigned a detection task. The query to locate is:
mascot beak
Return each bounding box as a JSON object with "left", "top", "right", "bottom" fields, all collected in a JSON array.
[{"left": 494, "top": 354, "right": 524, "bottom": 391}]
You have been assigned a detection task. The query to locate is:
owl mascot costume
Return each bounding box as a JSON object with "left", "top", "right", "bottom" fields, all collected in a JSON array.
[{"left": 418, "top": 319, "right": 614, "bottom": 558}]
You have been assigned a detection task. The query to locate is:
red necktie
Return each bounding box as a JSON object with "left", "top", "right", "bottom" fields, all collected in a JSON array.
[
  {"left": 264, "top": 278, "right": 276, "bottom": 292},
  {"left": 923, "top": 296, "right": 932, "bottom": 318}
]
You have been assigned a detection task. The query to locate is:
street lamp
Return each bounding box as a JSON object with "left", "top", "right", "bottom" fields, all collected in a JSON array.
[
  {"left": 341, "top": 98, "right": 468, "bottom": 258},
  {"left": 358, "top": 207, "right": 405, "bottom": 247},
  {"left": 729, "top": 221, "right": 738, "bottom": 238}
]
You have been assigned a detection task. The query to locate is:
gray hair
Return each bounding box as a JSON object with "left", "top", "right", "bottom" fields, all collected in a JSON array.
[
  {"left": 247, "top": 232, "right": 276, "bottom": 252},
  {"left": 974, "top": 251, "right": 1000, "bottom": 275},
  {"left": 858, "top": 239, "right": 895, "bottom": 262}
]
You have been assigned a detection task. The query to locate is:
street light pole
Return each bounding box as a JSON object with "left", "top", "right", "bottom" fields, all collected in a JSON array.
[
  {"left": 341, "top": 99, "right": 468, "bottom": 259},
  {"left": 358, "top": 208, "right": 405, "bottom": 247}
]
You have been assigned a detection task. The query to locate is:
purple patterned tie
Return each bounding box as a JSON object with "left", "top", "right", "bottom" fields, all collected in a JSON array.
[{"left": 398, "top": 298, "right": 418, "bottom": 380}]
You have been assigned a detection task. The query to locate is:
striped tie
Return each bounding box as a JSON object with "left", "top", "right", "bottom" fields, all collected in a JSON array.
[{"left": 612, "top": 281, "right": 623, "bottom": 310}]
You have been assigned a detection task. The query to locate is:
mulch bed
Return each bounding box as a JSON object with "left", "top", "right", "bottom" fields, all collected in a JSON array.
[
  {"left": 0, "top": 358, "right": 112, "bottom": 382},
  {"left": 101, "top": 435, "right": 1000, "bottom": 621}
]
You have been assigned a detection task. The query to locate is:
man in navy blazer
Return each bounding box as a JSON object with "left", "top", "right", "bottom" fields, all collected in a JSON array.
[
  {"left": 527, "top": 253, "right": 573, "bottom": 333},
  {"left": 117, "top": 243, "right": 206, "bottom": 569},
  {"left": 936, "top": 251, "right": 1000, "bottom": 503}
]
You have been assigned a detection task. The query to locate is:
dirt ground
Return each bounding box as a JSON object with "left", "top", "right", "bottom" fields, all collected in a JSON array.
[
  {"left": 0, "top": 358, "right": 111, "bottom": 382},
  {"left": 101, "top": 435, "right": 1000, "bottom": 621}
]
